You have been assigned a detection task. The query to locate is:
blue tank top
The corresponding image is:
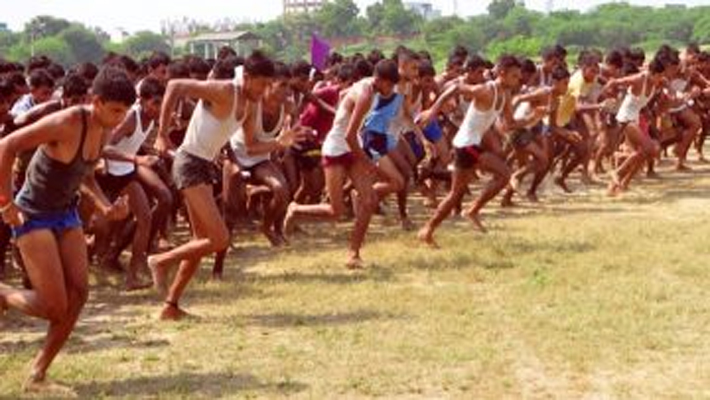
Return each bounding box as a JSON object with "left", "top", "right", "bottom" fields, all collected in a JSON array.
[
  {"left": 363, "top": 93, "right": 404, "bottom": 135},
  {"left": 16, "top": 108, "right": 99, "bottom": 216}
]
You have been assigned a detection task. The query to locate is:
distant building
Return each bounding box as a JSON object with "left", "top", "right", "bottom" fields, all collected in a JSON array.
[
  {"left": 181, "top": 31, "right": 261, "bottom": 59},
  {"left": 405, "top": 2, "right": 442, "bottom": 21},
  {"left": 283, "top": 0, "right": 327, "bottom": 15},
  {"left": 0, "top": 22, "right": 8, "bottom": 32}
]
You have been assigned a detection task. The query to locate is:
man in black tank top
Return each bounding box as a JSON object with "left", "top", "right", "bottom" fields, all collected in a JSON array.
[{"left": 0, "top": 67, "right": 135, "bottom": 396}]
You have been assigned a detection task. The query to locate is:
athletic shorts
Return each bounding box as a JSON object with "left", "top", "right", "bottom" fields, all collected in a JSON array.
[
  {"left": 96, "top": 171, "right": 137, "bottom": 202},
  {"left": 404, "top": 132, "right": 426, "bottom": 161},
  {"left": 322, "top": 152, "right": 355, "bottom": 169},
  {"left": 12, "top": 207, "right": 82, "bottom": 239},
  {"left": 172, "top": 150, "right": 219, "bottom": 191},
  {"left": 291, "top": 142, "right": 322, "bottom": 171},
  {"left": 362, "top": 130, "right": 396, "bottom": 161},
  {"left": 423, "top": 120, "right": 444, "bottom": 143},
  {"left": 454, "top": 145, "right": 484, "bottom": 170},
  {"left": 509, "top": 129, "right": 536, "bottom": 149}
]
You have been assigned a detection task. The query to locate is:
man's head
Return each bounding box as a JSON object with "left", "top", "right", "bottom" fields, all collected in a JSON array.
[
  {"left": 604, "top": 49, "right": 624, "bottom": 79},
  {"left": 464, "top": 54, "right": 488, "bottom": 85},
  {"left": 373, "top": 59, "right": 400, "bottom": 97},
  {"left": 28, "top": 69, "right": 55, "bottom": 105},
  {"left": 138, "top": 77, "right": 165, "bottom": 120},
  {"left": 520, "top": 58, "right": 537, "bottom": 87},
  {"left": 550, "top": 66, "right": 571, "bottom": 95},
  {"left": 289, "top": 60, "right": 312, "bottom": 95},
  {"left": 270, "top": 62, "right": 294, "bottom": 103},
  {"left": 6, "top": 71, "right": 28, "bottom": 104},
  {"left": 418, "top": 60, "right": 437, "bottom": 92},
  {"left": 496, "top": 55, "right": 523, "bottom": 91},
  {"left": 147, "top": 52, "right": 171, "bottom": 83},
  {"left": 187, "top": 57, "right": 211, "bottom": 81},
  {"left": 335, "top": 63, "right": 356, "bottom": 88},
  {"left": 61, "top": 74, "right": 89, "bottom": 107},
  {"left": 396, "top": 48, "right": 420, "bottom": 82},
  {"left": 0, "top": 79, "right": 14, "bottom": 118},
  {"left": 91, "top": 67, "right": 136, "bottom": 129},
  {"left": 578, "top": 54, "right": 600, "bottom": 84},
  {"left": 243, "top": 50, "right": 276, "bottom": 102},
  {"left": 541, "top": 47, "right": 560, "bottom": 71}
]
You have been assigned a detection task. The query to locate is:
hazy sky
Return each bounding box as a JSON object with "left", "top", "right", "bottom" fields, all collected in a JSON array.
[{"left": 2, "top": 0, "right": 707, "bottom": 37}]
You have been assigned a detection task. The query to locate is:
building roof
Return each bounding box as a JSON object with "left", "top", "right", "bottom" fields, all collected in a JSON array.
[{"left": 189, "top": 31, "right": 260, "bottom": 43}]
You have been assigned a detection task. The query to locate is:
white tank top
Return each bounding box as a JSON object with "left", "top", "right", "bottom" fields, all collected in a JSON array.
[
  {"left": 180, "top": 80, "right": 243, "bottom": 161},
  {"left": 616, "top": 74, "right": 655, "bottom": 123},
  {"left": 669, "top": 77, "right": 690, "bottom": 113},
  {"left": 230, "top": 101, "right": 285, "bottom": 168},
  {"left": 107, "top": 104, "right": 154, "bottom": 176},
  {"left": 453, "top": 82, "right": 504, "bottom": 148},
  {"left": 322, "top": 79, "right": 369, "bottom": 157}
]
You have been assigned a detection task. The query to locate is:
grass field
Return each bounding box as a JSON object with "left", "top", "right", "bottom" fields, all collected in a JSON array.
[{"left": 3, "top": 158, "right": 710, "bottom": 398}]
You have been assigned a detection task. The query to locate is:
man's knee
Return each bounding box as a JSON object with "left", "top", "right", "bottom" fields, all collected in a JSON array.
[{"left": 211, "top": 226, "right": 230, "bottom": 252}]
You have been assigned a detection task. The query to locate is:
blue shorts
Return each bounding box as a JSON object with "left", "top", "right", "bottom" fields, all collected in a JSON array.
[
  {"left": 12, "top": 208, "right": 82, "bottom": 239},
  {"left": 423, "top": 121, "right": 443, "bottom": 143},
  {"left": 362, "top": 130, "right": 397, "bottom": 161}
]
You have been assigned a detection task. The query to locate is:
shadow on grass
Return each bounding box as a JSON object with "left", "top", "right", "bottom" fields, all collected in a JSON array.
[
  {"left": 247, "top": 309, "right": 405, "bottom": 328},
  {"left": 75, "top": 372, "right": 308, "bottom": 397}
]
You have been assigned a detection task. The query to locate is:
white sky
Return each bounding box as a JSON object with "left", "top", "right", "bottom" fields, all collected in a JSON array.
[{"left": 2, "top": 0, "right": 707, "bottom": 37}]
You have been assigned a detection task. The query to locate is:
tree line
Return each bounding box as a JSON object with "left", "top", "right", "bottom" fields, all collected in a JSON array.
[{"left": 1, "top": 0, "right": 709, "bottom": 67}]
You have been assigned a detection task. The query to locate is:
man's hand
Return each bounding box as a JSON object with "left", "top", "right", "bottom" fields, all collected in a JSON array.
[
  {"left": 1, "top": 203, "right": 25, "bottom": 227},
  {"left": 104, "top": 196, "right": 130, "bottom": 221}
]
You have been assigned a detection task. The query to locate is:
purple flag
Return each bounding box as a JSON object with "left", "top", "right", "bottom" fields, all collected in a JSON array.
[{"left": 311, "top": 34, "right": 330, "bottom": 71}]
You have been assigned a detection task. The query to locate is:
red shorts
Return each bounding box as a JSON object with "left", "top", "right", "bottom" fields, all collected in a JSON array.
[{"left": 322, "top": 152, "right": 355, "bottom": 168}]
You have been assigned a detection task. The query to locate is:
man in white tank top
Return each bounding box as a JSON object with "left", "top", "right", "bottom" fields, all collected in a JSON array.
[
  {"left": 417, "top": 55, "right": 546, "bottom": 247},
  {"left": 283, "top": 60, "right": 402, "bottom": 269},
  {"left": 98, "top": 77, "right": 164, "bottom": 291},
  {"left": 149, "top": 52, "right": 291, "bottom": 321}
]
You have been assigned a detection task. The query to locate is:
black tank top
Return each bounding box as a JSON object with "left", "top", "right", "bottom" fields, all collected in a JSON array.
[{"left": 16, "top": 108, "right": 99, "bottom": 216}]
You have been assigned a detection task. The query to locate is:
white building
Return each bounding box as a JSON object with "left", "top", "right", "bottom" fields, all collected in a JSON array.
[{"left": 404, "top": 2, "right": 442, "bottom": 21}]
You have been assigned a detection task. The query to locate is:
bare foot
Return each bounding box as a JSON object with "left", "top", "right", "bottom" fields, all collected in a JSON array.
[
  {"left": 417, "top": 227, "right": 439, "bottom": 248},
  {"left": 212, "top": 271, "right": 223, "bottom": 281},
  {"left": 463, "top": 211, "right": 488, "bottom": 233},
  {"left": 646, "top": 170, "right": 661, "bottom": 179},
  {"left": 159, "top": 304, "right": 192, "bottom": 321},
  {"left": 509, "top": 174, "right": 522, "bottom": 193},
  {"left": 345, "top": 255, "right": 365, "bottom": 270},
  {"left": 607, "top": 182, "right": 622, "bottom": 197},
  {"left": 675, "top": 163, "right": 692, "bottom": 172},
  {"left": 554, "top": 177, "right": 572, "bottom": 193},
  {"left": 23, "top": 377, "right": 77, "bottom": 398},
  {"left": 148, "top": 256, "right": 168, "bottom": 298},
  {"left": 422, "top": 197, "right": 438, "bottom": 209},
  {"left": 525, "top": 192, "right": 539, "bottom": 203},
  {"left": 261, "top": 227, "right": 283, "bottom": 247},
  {"left": 282, "top": 202, "right": 298, "bottom": 236},
  {"left": 500, "top": 196, "right": 515, "bottom": 208},
  {"left": 124, "top": 277, "right": 153, "bottom": 292}
]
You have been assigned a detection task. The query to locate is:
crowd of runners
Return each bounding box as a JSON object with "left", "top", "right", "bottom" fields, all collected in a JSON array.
[{"left": 1, "top": 42, "right": 710, "bottom": 394}]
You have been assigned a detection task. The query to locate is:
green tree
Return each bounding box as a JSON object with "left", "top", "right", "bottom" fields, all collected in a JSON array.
[
  {"left": 692, "top": 14, "right": 710, "bottom": 44},
  {"left": 9, "top": 36, "right": 72, "bottom": 66},
  {"left": 488, "top": 0, "right": 518, "bottom": 20},
  {"left": 122, "top": 31, "right": 170, "bottom": 59},
  {"left": 316, "top": 0, "right": 361, "bottom": 38},
  {"left": 59, "top": 25, "right": 105, "bottom": 64},
  {"left": 24, "top": 16, "right": 71, "bottom": 39},
  {"left": 381, "top": 0, "right": 423, "bottom": 36}
]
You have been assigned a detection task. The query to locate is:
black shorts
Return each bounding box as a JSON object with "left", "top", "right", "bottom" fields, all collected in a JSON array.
[
  {"left": 291, "top": 142, "right": 322, "bottom": 171},
  {"left": 96, "top": 171, "right": 137, "bottom": 202},
  {"left": 509, "top": 129, "right": 535, "bottom": 149},
  {"left": 454, "top": 145, "right": 484, "bottom": 170},
  {"left": 172, "top": 150, "right": 219, "bottom": 191}
]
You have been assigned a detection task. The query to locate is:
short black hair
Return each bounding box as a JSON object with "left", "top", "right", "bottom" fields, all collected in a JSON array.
[
  {"left": 520, "top": 58, "right": 537, "bottom": 75},
  {"left": 46, "top": 63, "right": 65, "bottom": 81},
  {"left": 28, "top": 69, "right": 55, "bottom": 89},
  {"left": 374, "top": 59, "right": 400, "bottom": 83},
  {"left": 327, "top": 52, "right": 344, "bottom": 67},
  {"left": 139, "top": 76, "right": 165, "bottom": 99},
  {"left": 62, "top": 74, "right": 89, "bottom": 98},
  {"left": 148, "top": 52, "right": 171, "bottom": 71},
  {"left": 464, "top": 54, "right": 488, "bottom": 72},
  {"left": 290, "top": 60, "right": 311, "bottom": 79},
  {"left": 118, "top": 55, "right": 140, "bottom": 75},
  {"left": 498, "top": 54, "right": 522, "bottom": 71},
  {"left": 187, "top": 56, "right": 211, "bottom": 77},
  {"left": 622, "top": 61, "right": 639, "bottom": 76},
  {"left": 354, "top": 59, "right": 373, "bottom": 80},
  {"left": 648, "top": 57, "right": 666, "bottom": 75},
  {"left": 395, "top": 47, "right": 419, "bottom": 64},
  {"left": 687, "top": 42, "right": 701, "bottom": 55},
  {"left": 578, "top": 53, "right": 599, "bottom": 69},
  {"left": 337, "top": 63, "right": 355, "bottom": 82},
  {"left": 74, "top": 62, "right": 99, "bottom": 83},
  {"left": 551, "top": 66, "right": 570, "bottom": 81},
  {"left": 0, "top": 79, "right": 14, "bottom": 102},
  {"left": 243, "top": 50, "right": 275, "bottom": 78},
  {"left": 6, "top": 71, "right": 27, "bottom": 90},
  {"left": 605, "top": 50, "right": 624, "bottom": 69},
  {"left": 418, "top": 60, "right": 436, "bottom": 78},
  {"left": 451, "top": 45, "right": 469, "bottom": 60},
  {"left": 447, "top": 55, "right": 465, "bottom": 69},
  {"left": 211, "top": 56, "right": 240, "bottom": 80},
  {"left": 27, "top": 55, "right": 52, "bottom": 73},
  {"left": 367, "top": 49, "right": 385, "bottom": 67},
  {"left": 92, "top": 67, "right": 137, "bottom": 106},
  {"left": 167, "top": 61, "right": 190, "bottom": 79},
  {"left": 274, "top": 62, "right": 293, "bottom": 80},
  {"left": 541, "top": 47, "right": 558, "bottom": 62},
  {"left": 218, "top": 46, "right": 237, "bottom": 61}
]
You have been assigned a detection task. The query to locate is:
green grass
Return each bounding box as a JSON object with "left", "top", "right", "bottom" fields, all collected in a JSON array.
[{"left": 3, "top": 159, "right": 710, "bottom": 398}]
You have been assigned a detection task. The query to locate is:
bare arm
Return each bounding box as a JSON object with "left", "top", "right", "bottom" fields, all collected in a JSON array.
[
  {"left": 345, "top": 86, "right": 374, "bottom": 160},
  {"left": 243, "top": 101, "right": 295, "bottom": 157}
]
